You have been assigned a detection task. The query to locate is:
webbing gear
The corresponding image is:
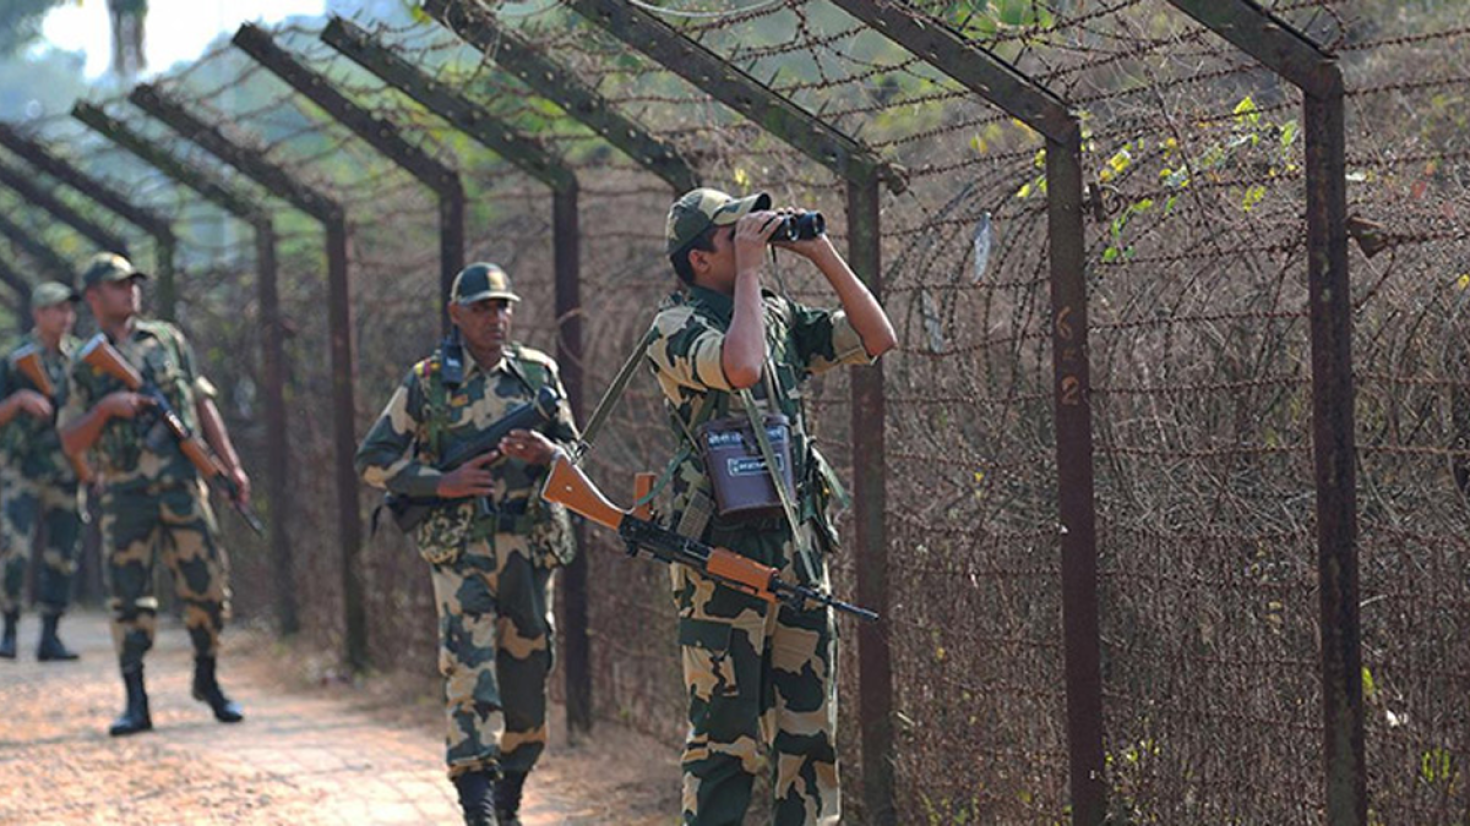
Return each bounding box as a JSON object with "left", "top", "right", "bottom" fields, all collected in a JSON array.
[{"left": 737, "top": 357, "right": 818, "bottom": 586}]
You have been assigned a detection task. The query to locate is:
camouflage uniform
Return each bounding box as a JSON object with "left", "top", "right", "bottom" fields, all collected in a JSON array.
[
  {"left": 647, "top": 283, "right": 872, "bottom": 826},
  {"left": 0, "top": 332, "right": 84, "bottom": 618},
  {"left": 356, "top": 338, "right": 578, "bottom": 780},
  {"left": 60, "top": 320, "right": 229, "bottom": 669}
]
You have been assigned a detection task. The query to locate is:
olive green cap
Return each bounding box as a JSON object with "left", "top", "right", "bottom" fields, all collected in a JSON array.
[
  {"left": 30, "top": 280, "right": 79, "bottom": 308},
  {"left": 451, "top": 262, "right": 519, "bottom": 304},
  {"left": 665, "top": 187, "right": 771, "bottom": 255},
  {"left": 81, "top": 252, "right": 148, "bottom": 290}
]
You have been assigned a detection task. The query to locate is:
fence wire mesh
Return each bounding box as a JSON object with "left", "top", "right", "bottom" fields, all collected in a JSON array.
[{"left": 5, "top": 0, "right": 1464, "bottom": 821}]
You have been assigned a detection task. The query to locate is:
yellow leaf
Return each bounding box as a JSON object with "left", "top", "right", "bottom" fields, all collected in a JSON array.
[
  {"left": 733, "top": 167, "right": 750, "bottom": 188},
  {"left": 1457, "top": 273, "right": 1470, "bottom": 290}
]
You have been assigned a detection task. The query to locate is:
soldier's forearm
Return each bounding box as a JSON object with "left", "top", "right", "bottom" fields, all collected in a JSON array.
[
  {"left": 60, "top": 406, "right": 111, "bottom": 457},
  {"left": 721, "top": 270, "right": 768, "bottom": 389},
  {"left": 196, "top": 397, "right": 241, "bottom": 473},
  {"left": 813, "top": 244, "right": 896, "bottom": 358}
]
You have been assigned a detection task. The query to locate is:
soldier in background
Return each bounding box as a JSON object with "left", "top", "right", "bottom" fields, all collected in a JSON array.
[
  {"left": 0, "top": 281, "right": 85, "bottom": 661},
  {"left": 356, "top": 263, "right": 579, "bottom": 826},
  {"left": 647, "top": 188, "right": 896, "bottom": 825},
  {"left": 59, "top": 253, "right": 248, "bottom": 736}
]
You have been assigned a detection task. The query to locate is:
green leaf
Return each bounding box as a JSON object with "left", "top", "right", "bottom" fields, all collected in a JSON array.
[
  {"left": 1279, "top": 119, "right": 1300, "bottom": 148},
  {"left": 1361, "top": 665, "right": 1376, "bottom": 700}
]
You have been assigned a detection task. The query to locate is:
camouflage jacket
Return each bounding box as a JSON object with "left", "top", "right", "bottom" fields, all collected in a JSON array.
[
  {"left": 0, "top": 333, "right": 81, "bottom": 483},
  {"left": 355, "top": 342, "right": 579, "bottom": 563},
  {"left": 644, "top": 284, "right": 872, "bottom": 543},
  {"left": 60, "top": 320, "right": 217, "bottom": 491}
]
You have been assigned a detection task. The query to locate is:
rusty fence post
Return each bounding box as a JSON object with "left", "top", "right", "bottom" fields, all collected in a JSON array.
[
  {"left": 73, "top": 101, "right": 300, "bottom": 636},
  {"left": 1157, "top": 3, "right": 1361, "bottom": 821},
  {"left": 131, "top": 83, "right": 369, "bottom": 670},
  {"left": 420, "top": 0, "right": 698, "bottom": 194},
  {"left": 0, "top": 254, "right": 32, "bottom": 314},
  {"left": 824, "top": 4, "right": 1107, "bottom": 821},
  {"left": 0, "top": 122, "right": 177, "bottom": 319},
  {"left": 553, "top": 0, "right": 905, "bottom": 816},
  {"left": 324, "top": 12, "right": 605, "bottom": 734},
  {"left": 233, "top": 22, "right": 465, "bottom": 335},
  {"left": 0, "top": 160, "right": 131, "bottom": 256},
  {"left": 0, "top": 209, "right": 83, "bottom": 285}
]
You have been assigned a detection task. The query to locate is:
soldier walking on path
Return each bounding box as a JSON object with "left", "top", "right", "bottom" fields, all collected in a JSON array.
[
  {"left": 647, "top": 188, "right": 896, "bottom": 825},
  {"left": 59, "top": 252, "right": 250, "bottom": 737},
  {"left": 0, "top": 281, "right": 86, "bottom": 662},
  {"left": 357, "top": 263, "right": 580, "bottom": 826}
]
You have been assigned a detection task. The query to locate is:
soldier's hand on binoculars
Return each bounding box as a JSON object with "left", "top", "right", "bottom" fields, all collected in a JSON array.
[
  {"left": 102, "top": 391, "right": 154, "bottom": 420},
  {"left": 13, "top": 390, "right": 53, "bottom": 420},
  {"left": 734, "top": 210, "right": 784, "bottom": 267},
  {"left": 436, "top": 450, "right": 499, "bottom": 498},
  {"left": 498, "top": 429, "right": 557, "bottom": 466}
]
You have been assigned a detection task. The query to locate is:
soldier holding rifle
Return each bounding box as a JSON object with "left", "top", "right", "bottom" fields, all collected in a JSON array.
[
  {"left": 59, "top": 252, "right": 250, "bottom": 736},
  {"left": 648, "top": 188, "right": 895, "bottom": 825},
  {"left": 0, "top": 281, "right": 86, "bottom": 661},
  {"left": 356, "top": 263, "right": 578, "bottom": 826}
]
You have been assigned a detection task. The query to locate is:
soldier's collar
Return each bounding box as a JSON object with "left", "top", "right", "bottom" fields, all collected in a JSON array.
[{"left": 687, "top": 284, "right": 734, "bottom": 325}]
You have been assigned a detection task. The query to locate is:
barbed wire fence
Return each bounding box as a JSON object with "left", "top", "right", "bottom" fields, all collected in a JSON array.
[{"left": 2, "top": 0, "right": 1466, "bottom": 822}]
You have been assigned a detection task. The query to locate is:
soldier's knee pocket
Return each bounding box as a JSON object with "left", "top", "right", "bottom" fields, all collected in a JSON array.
[{"left": 679, "top": 618, "right": 742, "bottom": 701}]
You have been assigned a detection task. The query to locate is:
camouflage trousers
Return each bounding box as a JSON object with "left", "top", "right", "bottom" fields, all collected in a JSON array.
[
  {"left": 103, "top": 481, "right": 230, "bottom": 670},
  {"left": 675, "top": 520, "right": 840, "bottom": 826},
  {"left": 0, "top": 475, "right": 82, "bottom": 616},
  {"left": 429, "top": 530, "right": 556, "bottom": 780}
]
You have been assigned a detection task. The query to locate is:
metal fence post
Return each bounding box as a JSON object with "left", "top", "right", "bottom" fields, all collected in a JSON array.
[
  {"left": 553, "top": 0, "right": 904, "bottom": 816},
  {"left": 0, "top": 212, "right": 76, "bottom": 285},
  {"left": 0, "top": 123, "right": 177, "bottom": 319},
  {"left": 824, "top": 5, "right": 1107, "bottom": 820},
  {"left": 0, "top": 161, "right": 131, "bottom": 256},
  {"left": 1156, "top": 4, "right": 1361, "bottom": 820},
  {"left": 72, "top": 101, "right": 300, "bottom": 636},
  {"left": 233, "top": 23, "right": 465, "bottom": 333},
  {"left": 131, "top": 83, "right": 369, "bottom": 670},
  {"left": 323, "top": 13, "right": 601, "bottom": 733}
]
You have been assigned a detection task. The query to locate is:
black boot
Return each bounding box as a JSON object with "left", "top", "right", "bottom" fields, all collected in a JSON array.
[
  {"left": 191, "top": 655, "right": 244, "bottom": 723},
  {"left": 108, "top": 665, "right": 152, "bottom": 736},
  {"left": 493, "top": 770, "right": 527, "bottom": 826},
  {"left": 36, "top": 614, "right": 79, "bottom": 661},
  {"left": 0, "top": 611, "right": 16, "bottom": 659},
  {"left": 453, "top": 771, "right": 501, "bottom": 826}
]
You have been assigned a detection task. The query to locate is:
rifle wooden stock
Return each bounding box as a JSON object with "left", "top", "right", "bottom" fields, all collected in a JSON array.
[
  {"left": 543, "top": 452, "right": 626, "bottom": 531},
  {"left": 541, "top": 453, "right": 877, "bottom": 621},
  {"left": 632, "top": 472, "right": 656, "bottom": 520},
  {"left": 13, "top": 346, "right": 54, "bottom": 397},
  {"left": 77, "top": 334, "right": 263, "bottom": 535},
  {"left": 13, "top": 344, "right": 94, "bottom": 484}
]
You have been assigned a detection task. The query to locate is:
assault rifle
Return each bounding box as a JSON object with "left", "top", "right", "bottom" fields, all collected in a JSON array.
[
  {"left": 541, "top": 452, "right": 878, "bottom": 622},
  {"left": 77, "top": 334, "right": 265, "bottom": 536},
  {"left": 383, "top": 384, "right": 561, "bottom": 533},
  {"left": 12, "top": 343, "right": 95, "bottom": 484}
]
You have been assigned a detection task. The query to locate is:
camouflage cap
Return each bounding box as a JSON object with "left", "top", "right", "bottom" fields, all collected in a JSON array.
[
  {"left": 666, "top": 187, "right": 772, "bottom": 255},
  {"left": 451, "top": 262, "right": 519, "bottom": 304},
  {"left": 30, "top": 280, "right": 80, "bottom": 308},
  {"left": 81, "top": 252, "right": 148, "bottom": 291}
]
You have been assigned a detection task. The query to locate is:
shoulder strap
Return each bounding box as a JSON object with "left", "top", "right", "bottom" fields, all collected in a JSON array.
[
  {"left": 575, "top": 327, "right": 657, "bottom": 461},
  {"left": 419, "top": 354, "right": 450, "bottom": 460},
  {"left": 506, "top": 344, "right": 549, "bottom": 394},
  {"left": 737, "top": 359, "right": 816, "bottom": 583}
]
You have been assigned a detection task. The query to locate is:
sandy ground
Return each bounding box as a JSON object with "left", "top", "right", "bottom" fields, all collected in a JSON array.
[{"left": 0, "top": 612, "right": 681, "bottom": 825}]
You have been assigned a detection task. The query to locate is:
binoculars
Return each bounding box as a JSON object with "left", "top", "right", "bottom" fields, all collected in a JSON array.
[{"left": 771, "top": 211, "right": 825, "bottom": 242}]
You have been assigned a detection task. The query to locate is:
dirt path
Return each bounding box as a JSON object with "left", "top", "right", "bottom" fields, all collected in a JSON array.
[{"left": 0, "top": 612, "right": 680, "bottom": 825}]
